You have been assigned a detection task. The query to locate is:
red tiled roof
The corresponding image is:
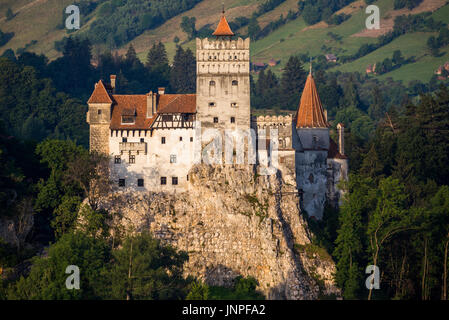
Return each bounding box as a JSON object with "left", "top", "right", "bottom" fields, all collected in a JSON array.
[
  {"left": 109, "top": 94, "right": 196, "bottom": 130},
  {"left": 328, "top": 138, "right": 347, "bottom": 159},
  {"left": 158, "top": 94, "right": 196, "bottom": 114},
  {"left": 212, "top": 14, "right": 234, "bottom": 36},
  {"left": 110, "top": 95, "right": 154, "bottom": 130},
  {"left": 87, "top": 80, "right": 113, "bottom": 104},
  {"left": 295, "top": 73, "right": 329, "bottom": 128}
]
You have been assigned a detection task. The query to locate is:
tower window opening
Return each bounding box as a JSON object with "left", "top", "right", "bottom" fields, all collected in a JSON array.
[{"left": 213, "top": 117, "right": 219, "bottom": 123}]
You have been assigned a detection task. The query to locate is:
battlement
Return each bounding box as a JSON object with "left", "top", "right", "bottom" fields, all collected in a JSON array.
[
  {"left": 196, "top": 37, "right": 250, "bottom": 51},
  {"left": 251, "top": 115, "right": 293, "bottom": 128}
]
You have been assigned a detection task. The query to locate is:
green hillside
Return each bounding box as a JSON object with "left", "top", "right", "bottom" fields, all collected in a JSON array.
[{"left": 0, "top": 0, "right": 448, "bottom": 83}]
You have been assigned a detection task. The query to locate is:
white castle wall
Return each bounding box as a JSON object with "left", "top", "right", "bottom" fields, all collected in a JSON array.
[{"left": 109, "top": 128, "right": 196, "bottom": 192}]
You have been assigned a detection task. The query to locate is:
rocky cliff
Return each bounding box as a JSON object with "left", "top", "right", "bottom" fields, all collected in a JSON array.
[{"left": 101, "top": 163, "right": 340, "bottom": 300}]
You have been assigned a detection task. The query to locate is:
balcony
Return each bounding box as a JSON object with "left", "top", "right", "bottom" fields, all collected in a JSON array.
[{"left": 119, "top": 142, "right": 147, "bottom": 155}]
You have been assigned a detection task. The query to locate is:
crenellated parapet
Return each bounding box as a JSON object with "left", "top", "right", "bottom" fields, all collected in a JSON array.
[
  {"left": 196, "top": 37, "right": 250, "bottom": 51},
  {"left": 251, "top": 114, "right": 293, "bottom": 128}
]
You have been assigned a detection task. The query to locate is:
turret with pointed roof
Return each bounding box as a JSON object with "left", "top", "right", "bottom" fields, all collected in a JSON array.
[{"left": 295, "top": 69, "right": 329, "bottom": 128}]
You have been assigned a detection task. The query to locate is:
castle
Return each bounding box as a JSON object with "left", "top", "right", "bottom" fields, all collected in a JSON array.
[{"left": 86, "top": 11, "right": 348, "bottom": 219}]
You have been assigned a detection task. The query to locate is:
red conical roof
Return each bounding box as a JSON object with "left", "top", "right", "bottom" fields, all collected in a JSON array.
[
  {"left": 212, "top": 13, "right": 234, "bottom": 36},
  {"left": 295, "top": 73, "right": 329, "bottom": 128},
  {"left": 87, "top": 80, "right": 113, "bottom": 104}
]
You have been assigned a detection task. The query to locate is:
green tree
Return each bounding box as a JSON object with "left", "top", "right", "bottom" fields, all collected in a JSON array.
[
  {"left": 7, "top": 232, "right": 110, "bottom": 299},
  {"left": 280, "top": 55, "right": 307, "bottom": 109},
  {"left": 247, "top": 15, "right": 261, "bottom": 40},
  {"left": 180, "top": 16, "right": 196, "bottom": 40},
  {"left": 334, "top": 175, "right": 374, "bottom": 299},
  {"left": 186, "top": 281, "right": 210, "bottom": 300},
  {"left": 366, "top": 177, "right": 412, "bottom": 300},
  {"left": 106, "top": 232, "right": 190, "bottom": 300},
  {"left": 170, "top": 46, "right": 196, "bottom": 93}
]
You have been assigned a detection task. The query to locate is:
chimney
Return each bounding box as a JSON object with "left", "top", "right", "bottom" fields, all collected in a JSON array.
[
  {"left": 337, "top": 123, "right": 345, "bottom": 155},
  {"left": 158, "top": 87, "right": 165, "bottom": 95},
  {"left": 146, "top": 91, "right": 154, "bottom": 118},
  {"left": 110, "top": 75, "right": 116, "bottom": 93}
]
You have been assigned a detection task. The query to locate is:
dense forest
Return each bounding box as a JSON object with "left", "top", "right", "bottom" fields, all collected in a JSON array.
[{"left": 1, "top": 15, "right": 449, "bottom": 298}]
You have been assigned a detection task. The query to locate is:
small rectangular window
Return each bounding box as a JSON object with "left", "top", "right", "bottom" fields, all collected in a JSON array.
[
  {"left": 137, "top": 179, "right": 144, "bottom": 187},
  {"left": 161, "top": 137, "right": 166, "bottom": 144},
  {"left": 170, "top": 155, "right": 177, "bottom": 163},
  {"left": 122, "top": 137, "right": 127, "bottom": 143},
  {"left": 160, "top": 177, "right": 167, "bottom": 185},
  {"left": 140, "top": 138, "right": 144, "bottom": 143},
  {"left": 231, "top": 117, "right": 235, "bottom": 123},
  {"left": 119, "top": 179, "right": 125, "bottom": 187},
  {"left": 129, "top": 155, "right": 135, "bottom": 164},
  {"left": 190, "top": 137, "right": 193, "bottom": 142},
  {"left": 213, "top": 117, "right": 218, "bottom": 123},
  {"left": 98, "top": 109, "right": 102, "bottom": 115},
  {"left": 209, "top": 102, "right": 216, "bottom": 107},
  {"left": 114, "top": 156, "right": 121, "bottom": 164},
  {"left": 172, "top": 177, "right": 178, "bottom": 185},
  {"left": 179, "top": 137, "right": 183, "bottom": 141}
]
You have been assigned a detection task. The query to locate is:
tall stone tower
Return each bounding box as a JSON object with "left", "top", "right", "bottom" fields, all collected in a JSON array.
[
  {"left": 86, "top": 79, "right": 113, "bottom": 154},
  {"left": 293, "top": 69, "right": 331, "bottom": 219},
  {"left": 196, "top": 9, "right": 250, "bottom": 131}
]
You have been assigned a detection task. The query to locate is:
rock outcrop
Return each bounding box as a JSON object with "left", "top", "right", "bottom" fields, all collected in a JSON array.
[{"left": 101, "top": 164, "right": 339, "bottom": 299}]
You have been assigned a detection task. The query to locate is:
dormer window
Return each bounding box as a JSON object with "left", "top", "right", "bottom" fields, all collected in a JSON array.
[
  {"left": 121, "top": 108, "right": 136, "bottom": 124},
  {"left": 121, "top": 116, "right": 135, "bottom": 124}
]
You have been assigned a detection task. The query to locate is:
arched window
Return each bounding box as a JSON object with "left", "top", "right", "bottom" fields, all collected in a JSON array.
[
  {"left": 232, "top": 80, "right": 238, "bottom": 86},
  {"left": 210, "top": 80, "right": 216, "bottom": 86}
]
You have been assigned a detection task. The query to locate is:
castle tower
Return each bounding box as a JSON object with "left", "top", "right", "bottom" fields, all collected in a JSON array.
[
  {"left": 86, "top": 80, "right": 113, "bottom": 154},
  {"left": 294, "top": 68, "right": 330, "bottom": 219},
  {"left": 196, "top": 9, "right": 250, "bottom": 131}
]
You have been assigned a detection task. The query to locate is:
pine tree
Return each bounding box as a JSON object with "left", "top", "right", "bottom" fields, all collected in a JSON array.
[
  {"left": 368, "top": 85, "right": 385, "bottom": 120},
  {"left": 280, "top": 56, "right": 307, "bottom": 109},
  {"left": 146, "top": 42, "right": 169, "bottom": 71},
  {"left": 170, "top": 46, "right": 196, "bottom": 93},
  {"left": 247, "top": 14, "right": 261, "bottom": 40}
]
